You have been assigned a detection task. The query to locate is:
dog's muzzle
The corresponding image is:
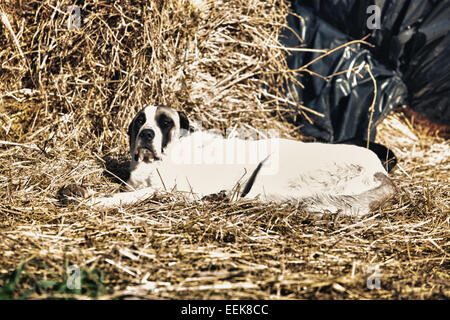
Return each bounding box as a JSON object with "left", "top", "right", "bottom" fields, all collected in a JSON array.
[
  {"left": 134, "top": 147, "right": 160, "bottom": 163},
  {"left": 135, "top": 129, "right": 160, "bottom": 163}
]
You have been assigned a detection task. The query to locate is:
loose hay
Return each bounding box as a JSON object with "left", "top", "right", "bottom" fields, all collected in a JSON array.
[{"left": 0, "top": 0, "right": 449, "bottom": 299}]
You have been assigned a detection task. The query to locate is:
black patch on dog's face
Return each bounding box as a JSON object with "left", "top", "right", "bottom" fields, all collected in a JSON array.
[
  {"left": 156, "top": 112, "right": 175, "bottom": 150},
  {"left": 128, "top": 111, "right": 146, "bottom": 148},
  {"left": 178, "top": 111, "right": 190, "bottom": 133}
]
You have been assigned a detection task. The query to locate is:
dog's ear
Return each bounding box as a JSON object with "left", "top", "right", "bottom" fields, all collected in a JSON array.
[
  {"left": 127, "top": 120, "right": 133, "bottom": 136},
  {"left": 178, "top": 111, "right": 190, "bottom": 132}
]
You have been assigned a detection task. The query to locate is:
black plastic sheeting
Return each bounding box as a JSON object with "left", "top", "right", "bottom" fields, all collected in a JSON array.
[{"left": 280, "top": 0, "right": 450, "bottom": 143}]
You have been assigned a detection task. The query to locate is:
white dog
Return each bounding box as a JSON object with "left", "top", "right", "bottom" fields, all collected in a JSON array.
[{"left": 59, "top": 105, "right": 396, "bottom": 215}]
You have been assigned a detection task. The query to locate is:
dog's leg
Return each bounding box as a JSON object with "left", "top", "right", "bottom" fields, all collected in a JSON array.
[
  {"left": 58, "top": 184, "right": 160, "bottom": 209},
  {"left": 85, "top": 186, "right": 160, "bottom": 208},
  {"left": 302, "top": 173, "right": 396, "bottom": 216}
]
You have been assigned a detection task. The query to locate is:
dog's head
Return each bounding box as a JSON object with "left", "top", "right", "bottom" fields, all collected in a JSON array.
[{"left": 128, "top": 105, "right": 189, "bottom": 165}]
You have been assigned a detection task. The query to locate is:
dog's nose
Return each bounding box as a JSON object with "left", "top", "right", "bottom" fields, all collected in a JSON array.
[{"left": 140, "top": 129, "right": 155, "bottom": 140}]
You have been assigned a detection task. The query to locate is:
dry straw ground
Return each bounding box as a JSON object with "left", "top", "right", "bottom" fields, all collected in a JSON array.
[{"left": 0, "top": 0, "right": 448, "bottom": 299}]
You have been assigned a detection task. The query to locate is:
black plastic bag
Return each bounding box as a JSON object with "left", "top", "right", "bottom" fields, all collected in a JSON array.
[
  {"left": 280, "top": 4, "right": 407, "bottom": 143},
  {"left": 281, "top": 0, "right": 450, "bottom": 142}
]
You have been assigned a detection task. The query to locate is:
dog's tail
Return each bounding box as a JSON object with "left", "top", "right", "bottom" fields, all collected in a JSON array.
[{"left": 241, "top": 155, "right": 271, "bottom": 198}]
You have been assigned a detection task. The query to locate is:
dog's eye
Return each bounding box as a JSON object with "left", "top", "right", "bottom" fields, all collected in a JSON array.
[
  {"left": 136, "top": 115, "right": 145, "bottom": 125},
  {"left": 160, "top": 117, "right": 173, "bottom": 128}
]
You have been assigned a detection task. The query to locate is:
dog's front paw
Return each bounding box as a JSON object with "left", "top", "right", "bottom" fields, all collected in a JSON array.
[
  {"left": 201, "top": 190, "right": 229, "bottom": 202},
  {"left": 57, "top": 184, "right": 88, "bottom": 205}
]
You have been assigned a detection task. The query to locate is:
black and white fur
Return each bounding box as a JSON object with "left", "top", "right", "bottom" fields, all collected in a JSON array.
[{"left": 60, "top": 105, "right": 396, "bottom": 215}]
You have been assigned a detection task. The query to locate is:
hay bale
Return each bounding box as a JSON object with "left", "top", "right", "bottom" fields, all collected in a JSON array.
[{"left": 1, "top": 0, "right": 299, "bottom": 152}]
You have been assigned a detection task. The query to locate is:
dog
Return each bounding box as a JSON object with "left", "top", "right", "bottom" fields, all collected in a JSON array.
[{"left": 58, "top": 104, "right": 396, "bottom": 215}]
